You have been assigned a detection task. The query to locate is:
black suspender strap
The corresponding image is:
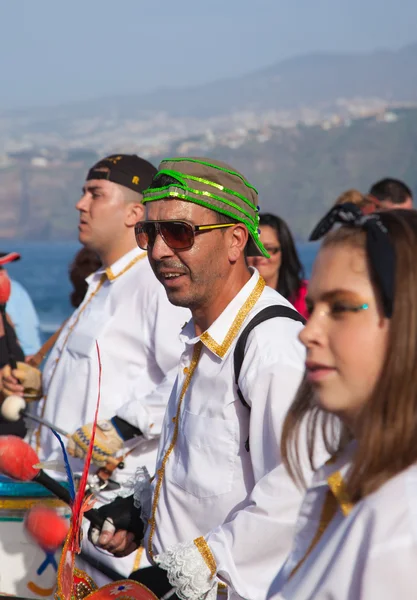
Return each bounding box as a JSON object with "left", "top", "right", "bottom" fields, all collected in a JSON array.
[{"left": 233, "top": 305, "right": 306, "bottom": 450}]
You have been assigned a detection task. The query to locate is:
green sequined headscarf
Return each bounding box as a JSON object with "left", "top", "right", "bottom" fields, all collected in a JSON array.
[{"left": 142, "top": 157, "right": 269, "bottom": 257}]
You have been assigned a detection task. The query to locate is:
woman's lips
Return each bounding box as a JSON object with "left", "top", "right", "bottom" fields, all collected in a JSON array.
[{"left": 305, "top": 361, "right": 336, "bottom": 382}]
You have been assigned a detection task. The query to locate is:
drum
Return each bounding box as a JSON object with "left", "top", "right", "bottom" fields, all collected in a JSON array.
[
  {"left": 0, "top": 475, "right": 70, "bottom": 598},
  {"left": 55, "top": 569, "right": 158, "bottom": 600}
]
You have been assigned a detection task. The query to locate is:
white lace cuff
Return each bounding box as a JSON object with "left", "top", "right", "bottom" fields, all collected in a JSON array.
[
  {"left": 155, "top": 538, "right": 218, "bottom": 600},
  {"left": 116, "top": 466, "right": 152, "bottom": 529},
  {"left": 133, "top": 466, "right": 152, "bottom": 527}
]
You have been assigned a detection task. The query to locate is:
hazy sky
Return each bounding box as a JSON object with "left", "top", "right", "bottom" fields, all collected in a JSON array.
[{"left": 1, "top": 0, "right": 417, "bottom": 110}]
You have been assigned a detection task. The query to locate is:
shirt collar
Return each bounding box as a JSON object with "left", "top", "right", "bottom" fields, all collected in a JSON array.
[
  {"left": 86, "top": 247, "right": 146, "bottom": 285},
  {"left": 311, "top": 440, "right": 356, "bottom": 516},
  {"left": 312, "top": 441, "right": 355, "bottom": 487},
  {"left": 180, "top": 268, "right": 265, "bottom": 360}
]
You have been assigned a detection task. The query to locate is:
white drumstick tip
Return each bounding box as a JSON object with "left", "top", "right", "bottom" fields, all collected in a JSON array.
[{"left": 1, "top": 395, "right": 26, "bottom": 422}]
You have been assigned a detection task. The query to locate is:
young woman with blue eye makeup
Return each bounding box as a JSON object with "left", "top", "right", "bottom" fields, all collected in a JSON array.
[{"left": 269, "top": 206, "right": 417, "bottom": 599}]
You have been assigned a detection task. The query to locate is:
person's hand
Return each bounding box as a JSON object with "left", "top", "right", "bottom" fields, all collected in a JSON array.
[
  {"left": 1, "top": 364, "right": 23, "bottom": 397},
  {"left": 88, "top": 495, "right": 144, "bottom": 557},
  {"left": 67, "top": 420, "right": 124, "bottom": 467},
  {"left": 1, "top": 362, "right": 42, "bottom": 400},
  {"left": 90, "top": 519, "right": 139, "bottom": 557}
]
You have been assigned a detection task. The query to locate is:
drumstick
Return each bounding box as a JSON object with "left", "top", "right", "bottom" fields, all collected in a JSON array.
[
  {"left": 1, "top": 395, "right": 124, "bottom": 471},
  {"left": 0, "top": 437, "right": 157, "bottom": 593},
  {"left": 0, "top": 435, "right": 106, "bottom": 530}
]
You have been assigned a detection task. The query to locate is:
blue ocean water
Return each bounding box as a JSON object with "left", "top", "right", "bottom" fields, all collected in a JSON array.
[
  {"left": 0, "top": 241, "right": 320, "bottom": 340},
  {"left": 2, "top": 241, "right": 81, "bottom": 338}
]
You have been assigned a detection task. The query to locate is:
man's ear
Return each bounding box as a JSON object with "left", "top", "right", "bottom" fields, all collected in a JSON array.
[
  {"left": 227, "top": 224, "right": 248, "bottom": 263},
  {"left": 125, "top": 201, "right": 145, "bottom": 227}
]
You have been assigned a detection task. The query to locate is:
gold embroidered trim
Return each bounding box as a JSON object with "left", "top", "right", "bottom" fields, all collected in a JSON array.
[
  {"left": 194, "top": 536, "right": 217, "bottom": 578},
  {"left": 36, "top": 273, "right": 106, "bottom": 452},
  {"left": 105, "top": 251, "right": 147, "bottom": 281},
  {"left": 199, "top": 276, "right": 266, "bottom": 357},
  {"left": 55, "top": 566, "right": 98, "bottom": 600},
  {"left": 132, "top": 546, "right": 145, "bottom": 572},
  {"left": 147, "top": 342, "right": 203, "bottom": 559},
  {"left": 290, "top": 489, "right": 338, "bottom": 578},
  {"left": 290, "top": 470, "right": 353, "bottom": 579},
  {"left": 147, "top": 277, "right": 267, "bottom": 557},
  {"left": 36, "top": 251, "right": 146, "bottom": 453},
  {"left": 327, "top": 471, "right": 354, "bottom": 516}
]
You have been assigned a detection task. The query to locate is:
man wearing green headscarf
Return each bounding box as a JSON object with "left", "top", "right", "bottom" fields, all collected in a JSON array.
[{"left": 90, "top": 158, "right": 315, "bottom": 599}]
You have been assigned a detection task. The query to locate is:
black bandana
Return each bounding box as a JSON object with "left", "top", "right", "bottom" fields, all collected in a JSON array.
[{"left": 309, "top": 202, "right": 395, "bottom": 318}]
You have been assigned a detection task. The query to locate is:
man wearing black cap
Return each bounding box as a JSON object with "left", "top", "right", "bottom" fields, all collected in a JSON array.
[{"left": 2, "top": 154, "right": 190, "bottom": 583}]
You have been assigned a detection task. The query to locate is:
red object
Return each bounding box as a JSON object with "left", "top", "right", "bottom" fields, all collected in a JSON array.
[
  {"left": 25, "top": 505, "right": 69, "bottom": 551},
  {"left": 0, "top": 251, "right": 20, "bottom": 266},
  {"left": 68, "top": 570, "right": 158, "bottom": 600},
  {"left": 0, "top": 435, "right": 39, "bottom": 481},
  {"left": 290, "top": 279, "right": 309, "bottom": 319},
  {"left": 88, "top": 580, "right": 158, "bottom": 600},
  {"left": 0, "top": 269, "right": 11, "bottom": 305},
  {"left": 68, "top": 342, "right": 103, "bottom": 554}
]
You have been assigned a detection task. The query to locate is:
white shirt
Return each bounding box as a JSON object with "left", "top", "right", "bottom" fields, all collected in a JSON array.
[
  {"left": 270, "top": 444, "right": 417, "bottom": 599},
  {"left": 38, "top": 247, "right": 190, "bottom": 479},
  {"left": 144, "top": 269, "right": 309, "bottom": 600}
]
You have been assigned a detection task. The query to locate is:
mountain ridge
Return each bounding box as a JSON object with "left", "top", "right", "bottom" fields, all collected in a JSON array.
[{"left": 2, "top": 42, "right": 416, "bottom": 119}]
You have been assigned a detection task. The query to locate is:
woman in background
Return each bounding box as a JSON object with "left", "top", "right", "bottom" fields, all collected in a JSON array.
[
  {"left": 248, "top": 212, "right": 308, "bottom": 317},
  {"left": 69, "top": 246, "right": 101, "bottom": 309}
]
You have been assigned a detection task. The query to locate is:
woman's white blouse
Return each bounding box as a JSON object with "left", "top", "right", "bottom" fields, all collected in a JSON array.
[{"left": 270, "top": 445, "right": 417, "bottom": 599}]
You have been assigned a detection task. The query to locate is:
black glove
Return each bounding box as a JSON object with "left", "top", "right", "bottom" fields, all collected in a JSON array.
[{"left": 88, "top": 495, "right": 144, "bottom": 545}]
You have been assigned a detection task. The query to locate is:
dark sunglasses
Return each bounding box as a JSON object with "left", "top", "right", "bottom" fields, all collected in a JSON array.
[{"left": 135, "top": 220, "right": 236, "bottom": 251}]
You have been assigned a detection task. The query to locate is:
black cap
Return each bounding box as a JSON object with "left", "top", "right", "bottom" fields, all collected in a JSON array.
[{"left": 86, "top": 154, "right": 157, "bottom": 194}]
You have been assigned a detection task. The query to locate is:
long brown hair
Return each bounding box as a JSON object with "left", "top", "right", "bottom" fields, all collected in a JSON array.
[{"left": 281, "top": 209, "right": 417, "bottom": 502}]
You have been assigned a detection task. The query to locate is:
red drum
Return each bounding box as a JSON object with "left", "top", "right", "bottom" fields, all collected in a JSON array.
[{"left": 56, "top": 568, "right": 158, "bottom": 600}]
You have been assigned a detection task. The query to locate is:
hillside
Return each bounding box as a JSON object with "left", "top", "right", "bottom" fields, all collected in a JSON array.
[
  {"left": 1, "top": 107, "right": 416, "bottom": 241},
  {"left": 201, "top": 107, "right": 417, "bottom": 236}
]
